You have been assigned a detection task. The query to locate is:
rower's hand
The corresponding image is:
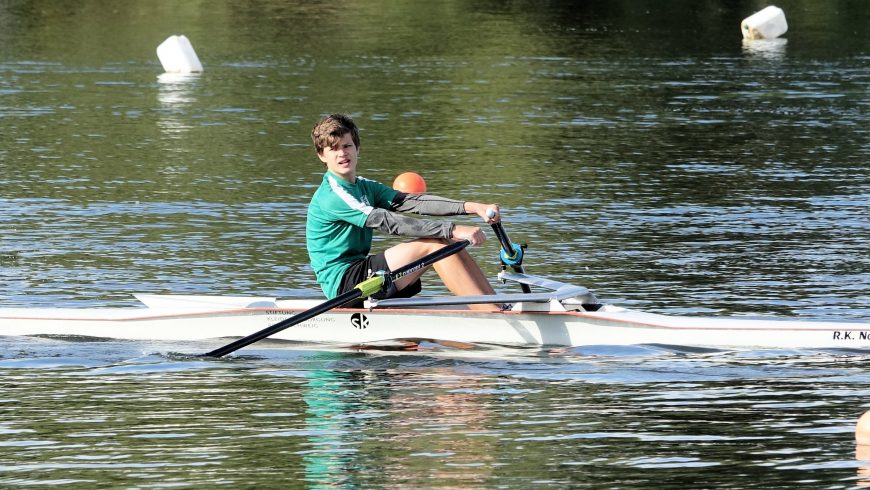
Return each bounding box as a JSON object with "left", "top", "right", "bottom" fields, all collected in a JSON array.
[
  {"left": 465, "top": 202, "right": 500, "bottom": 224},
  {"left": 453, "top": 225, "right": 487, "bottom": 246}
]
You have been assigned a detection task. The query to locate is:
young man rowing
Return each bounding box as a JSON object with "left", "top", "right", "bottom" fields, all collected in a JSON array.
[{"left": 305, "top": 113, "right": 500, "bottom": 310}]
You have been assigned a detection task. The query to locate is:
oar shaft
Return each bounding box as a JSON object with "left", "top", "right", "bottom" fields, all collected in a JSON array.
[
  {"left": 204, "top": 288, "right": 362, "bottom": 358},
  {"left": 486, "top": 209, "right": 519, "bottom": 262},
  {"left": 204, "top": 239, "right": 471, "bottom": 358},
  {"left": 393, "top": 239, "right": 470, "bottom": 277},
  {"left": 491, "top": 222, "right": 515, "bottom": 255},
  {"left": 490, "top": 221, "right": 531, "bottom": 293}
]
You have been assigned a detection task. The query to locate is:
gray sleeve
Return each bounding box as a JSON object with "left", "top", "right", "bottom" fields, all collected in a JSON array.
[
  {"left": 365, "top": 208, "right": 454, "bottom": 239},
  {"left": 391, "top": 193, "right": 466, "bottom": 216}
]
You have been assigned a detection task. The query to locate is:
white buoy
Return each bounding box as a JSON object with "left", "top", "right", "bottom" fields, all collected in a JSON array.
[
  {"left": 741, "top": 6, "right": 788, "bottom": 40},
  {"left": 156, "top": 35, "right": 203, "bottom": 74}
]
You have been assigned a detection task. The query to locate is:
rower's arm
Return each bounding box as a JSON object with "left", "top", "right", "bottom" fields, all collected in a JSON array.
[
  {"left": 365, "top": 208, "right": 454, "bottom": 238},
  {"left": 391, "top": 193, "right": 466, "bottom": 216}
]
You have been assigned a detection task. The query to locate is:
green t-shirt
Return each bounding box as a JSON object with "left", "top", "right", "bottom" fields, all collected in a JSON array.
[{"left": 306, "top": 171, "right": 399, "bottom": 298}]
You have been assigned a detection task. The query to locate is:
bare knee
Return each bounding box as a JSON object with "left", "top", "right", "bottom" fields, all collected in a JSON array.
[
  {"left": 417, "top": 238, "right": 450, "bottom": 253},
  {"left": 385, "top": 238, "right": 452, "bottom": 271}
]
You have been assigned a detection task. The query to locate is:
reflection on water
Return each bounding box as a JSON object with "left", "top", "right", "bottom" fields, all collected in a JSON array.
[
  {"left": 0, "top": 344, "right": 869, "bottom": 487},
  {"left": 298, "top": 367, "right": 497, "bottom": 486},
  {"left": 156, "top": 73, "right": 200, "bottom": 138},
  {"left": 742, "top": 38, "right": 788, "bottom": 61}
]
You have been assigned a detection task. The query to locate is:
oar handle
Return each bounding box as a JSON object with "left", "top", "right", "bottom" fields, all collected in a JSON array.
[
  {"left": 491, "top": 222, "right": 517, "bottom": 258},
  {"left": 486, "top": 209, "right": 523, "bottom": 266},
  {"left": 487, "top": 209, "right": 531, "bottom": 293},
  {"left": 486, "top": 209, "right": 512, "bottom": 250}
]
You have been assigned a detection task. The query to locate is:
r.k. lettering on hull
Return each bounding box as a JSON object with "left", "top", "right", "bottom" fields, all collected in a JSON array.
[{"left": 832, "top": 331, "right": 870, "bottom": 340}]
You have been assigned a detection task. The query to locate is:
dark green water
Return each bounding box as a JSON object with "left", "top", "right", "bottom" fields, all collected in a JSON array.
[{"left": 2, "top": 0, "right": 869, "bottom": 487}]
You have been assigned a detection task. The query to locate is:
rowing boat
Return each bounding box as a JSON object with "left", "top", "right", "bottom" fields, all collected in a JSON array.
[{"left": 2, "top": 272, "right": 868, "bottom": 350}]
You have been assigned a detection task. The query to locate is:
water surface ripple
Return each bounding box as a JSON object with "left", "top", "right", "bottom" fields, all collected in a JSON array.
[
  {"left": 1, "top": 343, "right": 869, "bottom": 488},
  {"left": 1, "top": 0, "right": 869, "bottom": 487}
]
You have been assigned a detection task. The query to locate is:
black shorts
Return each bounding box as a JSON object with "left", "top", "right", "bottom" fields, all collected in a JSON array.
[{"left": 338, "top": 252, "right": 422, "bottom": 307}]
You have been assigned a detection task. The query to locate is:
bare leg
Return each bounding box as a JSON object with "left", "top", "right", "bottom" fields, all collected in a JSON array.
[
  {"left": 384, "top": 239, "right": 498, "bottom": 311},
  {"left": 432, "top": 248, "right": 495, "bottom": 296}
]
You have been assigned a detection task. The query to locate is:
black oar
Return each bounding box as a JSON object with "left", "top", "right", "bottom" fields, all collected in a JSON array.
[
  {"left": 204, "top": 239, "right": 471, "bottom": 358},
  {"left": 489, "top": 212, "right": 531, "bottom": 294}
]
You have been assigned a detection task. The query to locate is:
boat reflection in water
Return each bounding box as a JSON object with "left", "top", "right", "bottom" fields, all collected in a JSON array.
[{"left": 298, "top": 359, "right": 496, "bottom": 486}]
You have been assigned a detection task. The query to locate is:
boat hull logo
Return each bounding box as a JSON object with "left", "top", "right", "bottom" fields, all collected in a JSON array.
[{"left": 351, "top": 313, "right": 369, "bottom": 329}]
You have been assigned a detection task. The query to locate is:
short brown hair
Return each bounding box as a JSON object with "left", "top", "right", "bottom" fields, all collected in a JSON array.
[{"left": 311, "top": 113, "right": 360, "bottom": 155}]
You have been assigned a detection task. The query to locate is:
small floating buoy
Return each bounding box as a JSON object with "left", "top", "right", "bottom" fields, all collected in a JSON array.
[
  {"left": 858, "top": 410, "right": 870, "bottom": 446},
  {"left": 741, "top": 6, "right": 788, "bottom": 40},
  {"left": 392, "top": 172, "right": 427, "bottom": 193},
  {"left": 156, "top": 35, "right": 203, "bottom": 74}
]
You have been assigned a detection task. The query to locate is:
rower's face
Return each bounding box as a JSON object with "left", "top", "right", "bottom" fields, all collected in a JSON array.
[{"left": 318, "top": 133, "right": 359, "bottom": 183}]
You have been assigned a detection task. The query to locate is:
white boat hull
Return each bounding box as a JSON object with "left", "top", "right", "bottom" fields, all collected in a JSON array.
[{"left": 1, "top": 298, "right": 868, "bottom": 350}]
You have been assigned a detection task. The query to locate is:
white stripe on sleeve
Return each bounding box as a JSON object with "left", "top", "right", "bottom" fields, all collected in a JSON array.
[{"left": 327, "top": 174, "right": 374, "bottom": 215}]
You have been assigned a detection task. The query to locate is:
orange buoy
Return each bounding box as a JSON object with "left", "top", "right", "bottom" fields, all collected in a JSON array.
[
  {"left": 858, "top": 410, "right": 870, "bottom": 446},
  {"left": 392, "top": 172, "right": 427, "bottom": 193}
]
